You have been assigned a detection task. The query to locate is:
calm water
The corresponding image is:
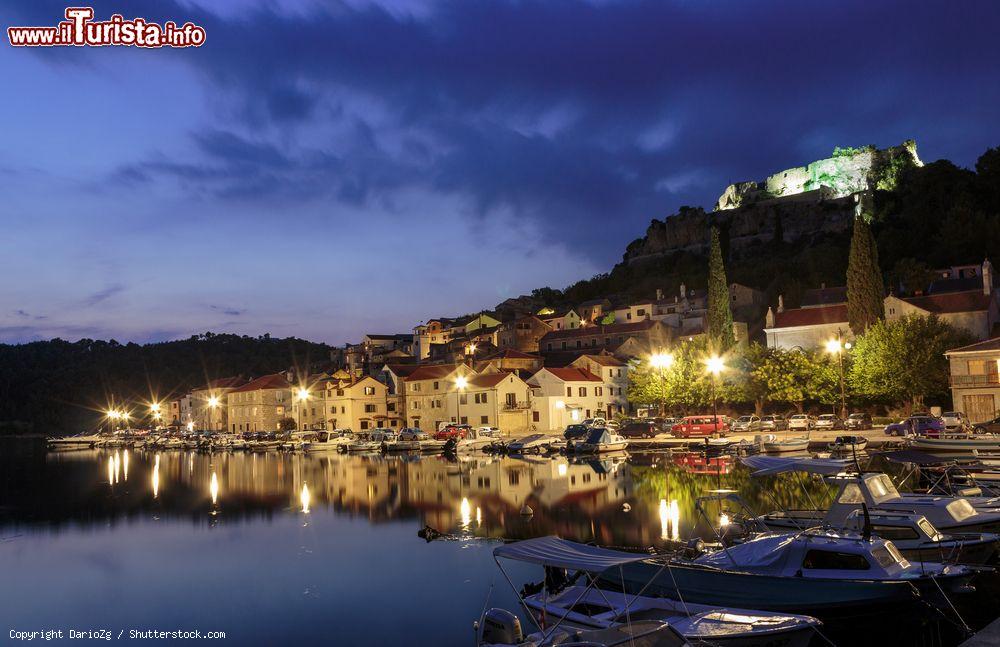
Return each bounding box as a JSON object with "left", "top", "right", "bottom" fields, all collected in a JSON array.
[{"left": 0, "top": 448, "right": 995, "bottom": 645}]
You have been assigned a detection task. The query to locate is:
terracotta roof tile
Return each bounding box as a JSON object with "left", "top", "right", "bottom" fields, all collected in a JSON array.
[
  {"left": 538, "top": 367, "right": 603, "bottom": 383},
  {"left": 771, "top": 304, "right": 848, "bottom": 329},
  {"left": 946, "top": 337, "right": 1000, "bottom": 354},
  {"left": 901, "top": 291, "right": 991, "bottom": 314},
  {"left": 229, "top": 373, "right": 290, "bottom": 393},
  {"left": 403, "top": 363, "right": 465, "bottom": 382},
  {"left": 540, "top": 319, "right": 658, "bottom": 341}
]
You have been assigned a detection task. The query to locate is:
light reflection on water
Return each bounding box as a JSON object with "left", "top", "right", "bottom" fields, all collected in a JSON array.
[{"left": 0, "top": 448, "right": 991, "bottom": 646}]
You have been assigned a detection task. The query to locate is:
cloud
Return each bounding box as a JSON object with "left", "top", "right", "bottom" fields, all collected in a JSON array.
[
  {"left": 81, "top": 283, "right": 125, "bottom": 307},
  {"left": 210, "top": 305, "right": 246, "bottom": 317}
]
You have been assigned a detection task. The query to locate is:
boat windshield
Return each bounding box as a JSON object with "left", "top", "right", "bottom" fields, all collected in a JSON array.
[
  {"left": 946, "top": 499, "right": 978, "bottom": 522},
  {"left": 917, "top": 517, "right": 943, "bottom": 542},
  {"left": 866, "top": 474, "right": 901, "bottom": 503}
]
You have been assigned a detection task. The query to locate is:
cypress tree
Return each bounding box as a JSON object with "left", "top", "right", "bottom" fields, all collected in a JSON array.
[
  {"left": 707, "top": 226, "right": 736, "bottom": 348},
  {"left": 847, "top": 195, "right": 884, "bottom": 335}
]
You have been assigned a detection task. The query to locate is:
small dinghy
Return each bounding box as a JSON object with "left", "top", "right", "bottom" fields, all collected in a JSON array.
[
  {"left": 759, "top": 434, "right": 810, "bottom": 453},
  {"left": 828, "top": 435, "right": 868, "bottom": 452}
]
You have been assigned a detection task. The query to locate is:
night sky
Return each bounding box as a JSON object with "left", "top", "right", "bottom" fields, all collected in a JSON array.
[{"left": 2, "top": 0, "right": 999, "bottom": 345}]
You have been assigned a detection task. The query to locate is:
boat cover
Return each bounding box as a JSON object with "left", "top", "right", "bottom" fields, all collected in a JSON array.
[
  {"left": 742, "top": 455, "right": 852, "bottom": 476},
  {"left": 693, "top": 534, "right": 798, "bottom": 572},
  {"left": 878, "top": 449, "right": 955, "bottom": 466},
  {"left": 494, "top": 536, "right": 650, "bottom": 572},
  {"left": 584, "top": 428, "right": 613, "bottom": 445}
]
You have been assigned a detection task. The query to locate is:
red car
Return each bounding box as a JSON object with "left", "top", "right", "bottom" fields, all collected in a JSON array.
[
  {"left": 434, "top": 424, "right": 471, "bottom": 440},
  {"left": 671, "top": 415, "right": 729, "bottom": 438}
]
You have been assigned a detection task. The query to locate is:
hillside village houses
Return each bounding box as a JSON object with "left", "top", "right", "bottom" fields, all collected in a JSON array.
[{"left": 945, "top": 337, "right": 1000, "bottom": 423}]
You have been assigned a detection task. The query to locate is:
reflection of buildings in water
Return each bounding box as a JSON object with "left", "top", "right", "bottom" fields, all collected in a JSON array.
[{"left": 671, "top": 453, "right": 732, "bottom": 475}]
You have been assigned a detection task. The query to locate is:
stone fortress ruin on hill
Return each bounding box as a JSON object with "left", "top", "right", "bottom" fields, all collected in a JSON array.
[{"left": 624, "top": 141, "right": 923, "bottom": 265}]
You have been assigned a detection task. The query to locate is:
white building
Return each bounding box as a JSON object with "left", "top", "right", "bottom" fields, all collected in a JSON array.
[{"left": 528, "top": 367, "right": 607, "bottom": 432}]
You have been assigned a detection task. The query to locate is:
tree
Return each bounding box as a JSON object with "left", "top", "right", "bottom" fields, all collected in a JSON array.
[
  {"left": 846, "top": 195, "right": 884, "bottom": 335},
  {"left": 848, "top": 314, "right": 972, "bottom": 411},
  {"left": 277, "top": 417, "right": 298, "bottom": 432},
  {"left": 706, "top": 226, "right": 736, "bottom": 348},
  {"left": 747, "top": 347, "right": 831, "bottom": 413},
  {"left": 888, "top": 258, "right": 935, "bottom": 296}
]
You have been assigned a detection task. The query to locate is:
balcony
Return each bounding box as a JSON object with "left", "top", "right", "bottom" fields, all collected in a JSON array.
[
  {"left": 502, "top": 401, "right": 532, "bottom": 411},
  {"left": 950, "top": 373, "right": 1000, "bottom": 387}
]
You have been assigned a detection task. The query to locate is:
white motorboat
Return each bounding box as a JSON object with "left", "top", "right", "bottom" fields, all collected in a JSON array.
[
  {"left": 758, "top": 434, "right": 810, "bottom": 453},
  {"left": 827, "top": 435, "right": 868, "bottom": 452},
  {"left": 910, "top": 434, "right": 1000, "bottom": 453},
  {"left": 573, "top": 427, "right": 629, "bottom": 454},
  {"left": 506, "top": 433, "right": 558, "bottom": 454},
  {"left": 454, "top": 426, "right": 502, "bottom": 452},
  {"left": 48, "top": 433, "right": 106, "bottom": 449},
  {"left": 304, "top": 430, "right": 354, "bottom": 452},
  {"left": 483, "top": 536, "right": 821, "bottom": 647},
  {"left": 743, "top": 455, "right": 1000, "bottom": 533}
]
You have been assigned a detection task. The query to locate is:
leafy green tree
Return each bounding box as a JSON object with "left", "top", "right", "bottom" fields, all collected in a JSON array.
[
  {"left": 848, "top": 315, "right": 972, "bottom": 411},
  {"left": 847, "top": 197, "right": 884, "bottom": 335},
  {"left": 888, "top": 258, "right": 935, "bottom": 296},
  {"left": 746, "top": 347, "right": 833, "bottom": 413},
  {"left": 706, "top": 226, "right": 735, "bottom": 348}
]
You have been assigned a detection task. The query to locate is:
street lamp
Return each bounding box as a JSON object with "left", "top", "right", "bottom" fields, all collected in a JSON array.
[
  {"left": 825, "top": 332, "right": 851, "bottom": 419},
  {"left": 705, "top": 355, "right": 725, "bottom": 423},
  {"left": 649, "top": 351, "right": 674, "bottom": 417},
  {"left": 454, "top": 375, "right": 468, "bottom": 425},
  {"left": 207, "top": 395, "right": 220, "bottom": 432},
  {"left": 295, "top": 387, "right": 310, "bottom": 431}
]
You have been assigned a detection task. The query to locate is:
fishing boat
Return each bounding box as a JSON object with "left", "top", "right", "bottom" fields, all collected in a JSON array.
[
  {"left": 910, "top": 434, "right": 1000, "bottom": 453},
  {"left": 483, "top": 536, "right": 821, "bottom": 646},
  {"left": 611, "top": 528, "right": 975, "bottom": 618},
  {"left": 743, "top": 455, "right": 1000, "bottom": 533},
  {"left": 758, "top": 434, "right": 809, "bottom": 453},
  {"left": 827, "top": 435, "right": 868, "bottom": 452},
  {"left": 573, "top": 427, "right": 629, "bottom": 454},
  {"left": 507, "top": 433, "right": 558, "bottom": 454}
]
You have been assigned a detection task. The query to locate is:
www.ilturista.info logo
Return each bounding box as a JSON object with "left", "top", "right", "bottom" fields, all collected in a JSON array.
[{"left": 8, "top": 7, "right": 206, "bottom": 48}]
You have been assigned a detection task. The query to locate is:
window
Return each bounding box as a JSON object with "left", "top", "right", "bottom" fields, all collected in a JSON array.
[
  {"left": 364, "top": 404, "right": 376, "bottom": 413},
  {"left": 475, "top": 393, "right": 488, "bottom": 404},
  {"left": 411, "top": 401, "right": 420, "bottom": 410},
  {"left": 802, "top": 550, "right": 870, "bottom": 570},
  {"left": 433, "top": 381, "right": 439, "bottom": 390},
  {"left": 364, "top": 386, "right": 375, "bottom": 395},
  {"left": 871, "top": 525, "right": 919, "bottom": 541},
  {"left": 596, "top": 387, "right": 603, "bottom": 396},
  {"left": 566, "top": 387, "right": 572, "bottom": 397},
  {"left": 412, "top": 384, "right": 421, "bottom": 392},
  {"left": 578, "top": 387, "right": 587, "bottom": 397},
  {"left": 561, "top": 342, "right": 567, "bottom": 350},
  {"left": 533, "top": 411, "right": 540, "bottom": 422},
  {"left": 387, "top": 402, "right": 396, "bottom": 412},
  {"left": 481, "top": 415, "right": 489, "bottom": 424},
  {"left": 637, "top": 308, "right": 645, "bottom": 316},
  {"left": 460, "top": 394, "right": 468, "bottom": 405},
  {"left": 576, "top": 340, "right": 582, "bottom": 348},
  {"left": 360, "top": 420, "right": 369, "bottom": 430},
  {"left": 506, "top": 393, "right": 516, "bottom": 407}
]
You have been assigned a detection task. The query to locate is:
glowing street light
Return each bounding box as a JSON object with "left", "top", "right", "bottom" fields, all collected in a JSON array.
[
  {"left": 295, "top": 388, "right": 310, "bottom": 431},
  {"left": 825, "top": 331, "right": 851, "bottom": 418},
  {"left": 454, "top": 375, "right": 469, "bottom": 425},
  {"left": 649, "top": 351, "right": 674, "bottom": 416}
]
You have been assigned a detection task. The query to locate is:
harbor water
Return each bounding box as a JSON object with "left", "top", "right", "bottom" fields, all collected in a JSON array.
[{"left": 1, "top": 448, "right": 997, "bottom": 645}]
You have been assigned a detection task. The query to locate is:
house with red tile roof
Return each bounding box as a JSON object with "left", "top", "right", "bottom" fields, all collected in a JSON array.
[
  {"left": 885, "top": 269, "right": 999, "bottom": 340},
  {"left": 538, "top": 319, "right": 672, "bottom": 358},
  {"left": 225, "top": 373, "right": 292, "bottom": 433},
  {"left": 763, "top": 302, "right": 851, "bottom": 350},
  {"left": 189, "top": 376, "right": 248, "bottom": 431},
  {"left": 527, "top": 367, "right": 611, "bottom": 432},
  {"left": 569, "top": 354, "right": 630, "bottom": 417}
]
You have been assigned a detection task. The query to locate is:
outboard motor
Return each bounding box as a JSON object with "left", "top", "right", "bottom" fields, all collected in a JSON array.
[{"left": 476, "top": 608, "right": 523, "bottom": 645}]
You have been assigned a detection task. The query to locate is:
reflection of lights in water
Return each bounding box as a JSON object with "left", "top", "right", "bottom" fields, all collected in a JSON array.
[
  {"left": 460, "top": 497, "right": 471, "bottom": 528},
  {"left": 210, "top": 472, "right": 219, "bottom": 505},
  {"left": 557, "top": 463, "right": 568, "bottom": 477},
  {"left": 475, "top": 506, "right": 482, "bottom": 526},
  {"left": 300, "top": 483, "right": 311, "bottom": 514},
  {"left": 659, "top": 499, "right": 680, "bottom": 541},
  {"left": 113, "top": 452, "right": 121, "bottom": 483},
  {"left": 719, "top": 512, "right": 731, "bottom": 528},
  {"left": 123, "top": 450, "right": 129, "bottom": 481},
  {"left": 152, "top": 455, "right": 160, "bottom": 498},
  {"left": 107, "top": 456, "right": 115, "bottom": 485}
]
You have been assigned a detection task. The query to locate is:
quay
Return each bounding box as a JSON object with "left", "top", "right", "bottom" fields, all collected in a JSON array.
[{"left": 623, "top": 429, "right": 901, "bottom": 452}]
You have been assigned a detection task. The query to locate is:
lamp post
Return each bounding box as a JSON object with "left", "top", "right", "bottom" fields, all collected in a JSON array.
[
  {"left": 649, "top": 351, "right": 674, "bottom": 417},
  {"left": 207, "top": 395, "right": 220, "bottom": 432},
  {"left": 150, "top": 402, "right": 161, "bottom": 429},
  {"left": 705, "top": 355, "right": 725, "bottom": 423},
  {"left": 295, "top": 387, "right": 310, "bottom": 431},
  {"left": 454, "top": 376, "right": 468, "bottom": 426},
  {"left": 825, "top": 332, "right": 851, "bottom": 419}
]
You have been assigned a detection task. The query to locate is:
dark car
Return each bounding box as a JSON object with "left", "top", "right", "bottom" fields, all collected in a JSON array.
[
  {"left": 844, "top": 412, "right": 873, "bottom": 430},
  {"left": 620, "top": 421, "right": 660, "bottom": 439},
  {"left": 974, "top": 416, "right": 1000, "bottom": 434},
  {"left": 885, "top": 415, "right": 944, "bottom": 437},
  {"left": 563, "top": 424, "right": 590, "bottom": 440},
  {"left": 434, "top": 424, "right": 471, "bottom": 440}
]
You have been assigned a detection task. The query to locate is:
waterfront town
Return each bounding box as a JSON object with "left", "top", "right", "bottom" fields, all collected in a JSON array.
[{"left": 6, "top": 2, "right": 1000, "bottom": 646}]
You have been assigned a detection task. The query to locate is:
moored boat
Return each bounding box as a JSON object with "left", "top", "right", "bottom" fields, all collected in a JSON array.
[
  {"left": 759, "top": 434, "right": 809, "bottom": 453},
  {"left": 828, "top": 435, "right": 868, "bottom": 453},
  {"left": 910, "top": 434, "right": 1000, "bottom": 453},
  {"left": 573, "top": 427, "right": 629, "bottom": 454}
]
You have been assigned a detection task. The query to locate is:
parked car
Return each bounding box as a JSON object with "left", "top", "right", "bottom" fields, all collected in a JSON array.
[
  {"left": 844, "top": 412, "right": 873, "bottom": 431},
  {"left": 787, "top": 414, "right": 815, "bottom": 431},
  {"left": 620, "top": 421, "right": 660, "bottom": 439},
  {"left": 814, "top": 414, "right": 843, "bottom": 430},
  {"left": 656, "top": 417, "right": 680, "bottom": 432},
  {"left": 581, "top": 417, "right": 607, "bottom": 428},
  {"left": 731, "top": 415, "right": 762, "bottom": 433},
  {"left": 398, "top": 427, "right": 428, "bottom": 441},
  {"left": 563, "top": 423, "right": 590, "bottom": 440},
  {"left": 433, "top": 424, "right": 471, "bottom": 440},
  {"left": 759, "top": 415, "right": 788, "bottom": 431},
  {"left": 671, "top": 415, "right": 729, "bottom": 438},
  {"left": 884, "top": 415, "right": 945, "bottom": 437},
  {"left": 941, "top": 411, "right": 971, "bottom": 431},
  {"left": 974, "top": 416, "right": 1000, "bottom": 434}
]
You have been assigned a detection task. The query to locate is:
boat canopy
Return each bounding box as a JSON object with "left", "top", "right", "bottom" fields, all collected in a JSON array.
[
  {"left": 584, "top": 428, "right": 613, "bottom": 445},
  {"left": 878, "top": 450, "right": 955, "bottom": 466},
  {"left": 493, "top": 536, "right": 650, "bottom": 572},
  {"left": 694, "top": 534, "right": 798, "bottom": 571},
  {"left": 742, "top": 455, "right": 853, "bottom": 476}
]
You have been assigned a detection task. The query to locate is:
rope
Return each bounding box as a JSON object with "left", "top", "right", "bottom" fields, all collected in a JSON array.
[{"left": 929, "top": 574, "right": 971, "bottom": 634}]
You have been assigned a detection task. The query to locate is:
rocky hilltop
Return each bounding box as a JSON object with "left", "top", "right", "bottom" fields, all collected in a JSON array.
[{"left": 624, "top": 141, "right": 921, "bottom": 265}]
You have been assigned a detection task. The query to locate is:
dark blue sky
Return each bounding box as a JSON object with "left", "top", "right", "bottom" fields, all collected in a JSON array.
[{"left": 2, "top": 0, "right": 999, "bottom": 345}]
